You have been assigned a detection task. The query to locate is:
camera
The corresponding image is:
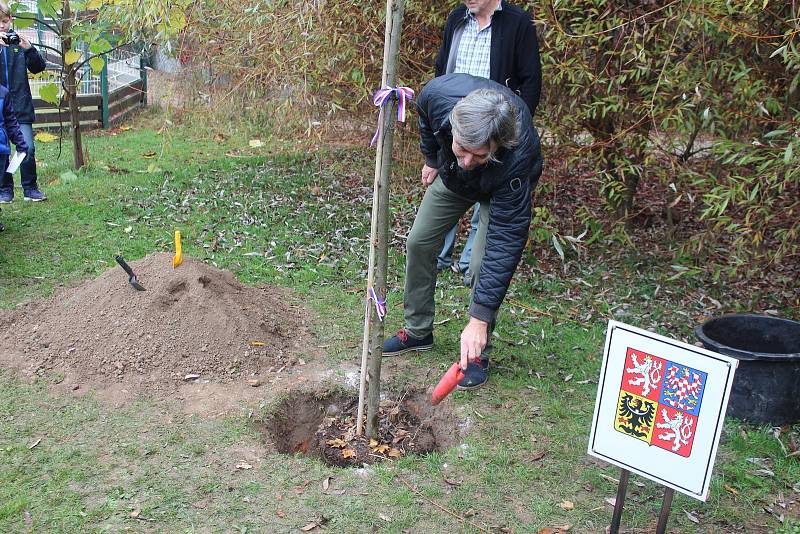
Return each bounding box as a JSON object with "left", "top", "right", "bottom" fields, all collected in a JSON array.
[{"left": 2, "top": 30, "right": 20, "bottom": 46}]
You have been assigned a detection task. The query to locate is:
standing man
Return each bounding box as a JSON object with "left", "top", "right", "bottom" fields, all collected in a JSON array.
[
  {"left": 383, "top": 73, "right": 543, "bottom": 390},
  {"left": 0, "top": 2, "right": 47, "bottom": 204},
  {"left": 434, "top": 0, "right": 541, "bottom": 282}
]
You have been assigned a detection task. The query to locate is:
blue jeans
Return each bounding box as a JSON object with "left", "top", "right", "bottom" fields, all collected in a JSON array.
[
  {"left": 436, "top": 203, "right": 480, "bottom": 273},
  {"left": 1, "top": 123, "right": 38, "bottom": 193}
]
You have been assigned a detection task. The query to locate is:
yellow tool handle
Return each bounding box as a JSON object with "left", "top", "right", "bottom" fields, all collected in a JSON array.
[{"left": 173, "top": 230, "right": 183, "bottom": 269}]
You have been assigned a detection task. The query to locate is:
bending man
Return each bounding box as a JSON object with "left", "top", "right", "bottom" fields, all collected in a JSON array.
[{"left": 383, "top": 73, "right": 543, "bottom": 390}]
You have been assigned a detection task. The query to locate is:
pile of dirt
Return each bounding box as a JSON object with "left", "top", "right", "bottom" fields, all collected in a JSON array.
[{"left": 0, "top": 253, "right": 314, "bottom": 390}]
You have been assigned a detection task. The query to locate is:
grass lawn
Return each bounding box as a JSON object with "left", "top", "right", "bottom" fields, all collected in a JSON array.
[{"left": 0, "top": 110, "right": 798, "bottom": 533}]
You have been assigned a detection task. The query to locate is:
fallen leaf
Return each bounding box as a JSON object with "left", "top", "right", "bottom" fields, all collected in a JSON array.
[
  {"left": 370, "top": 441, "right": 390, "bottom": 454},
  {"left": 28, "top": 438, "right": 41, "bottom": 449},
  {"left": 300, "top": 522, "right": 318, "bottom": 531},
  {"left": 444, "top": 477, "right": 463, "bottom": 486},
  {"left": 564, "top": 374, "right": 573, "bottom": 382},
  {"left": 754, "top": 468, "right": 775, "bottom": 477},
  {"left": 236, "top": 462, "right": 253, "bottom": 470},
  {"left": 724, "top": 485, "right": 739, "bottom": 496},
  {"left": 322, "top": 476, "right": 332, "bottom": 490},
  {"left": 326, "top": 438, "right": 347, "bottom": 448},
  {"left": 531, "top": 451, "right": 546, "bottom": 461},
  {"left": 559, "top": 500, "right": 574, "bottom": 511},
  {"left": 379, "top": 513, "right": 392, "bottom": 522},
  {"left": 130, "top": 508, "right": 140, "bottom": 518},
  {"left": 247, "top": 379, "right": 261, "bottom": 387},
  {"left": 249, "top": 340, "right": 266, "bottom": 347},
  {"left": 184, "top": 374, "right": 200, "bottom": 381},
  {"left": 124, "top": 226, "right": 132, "bottom": 233},
  {"left": 341, "top": 449, "right": 356, "bottom": 459},
  {"left": 214, "top": 133, "right": 226, "bottom": 141},
  {"left": 248, "top": 139, "right": 264, "bottom": 148},
  {"left": 684, "top": 510, "right": 700, "bottom": 524},
  {"left": 605, "top": 497, "right": 616, "bottom": 507},
  {"left": 34, "top": 132, "right": 58, "bottom": 143},
  {"left": 388, "top": 448, "right": 402, "bottom": 458},
  {"left": 536, "top": 529, "right": 554, "bottom": 534},
  {"left": 276, "top": 510, "right": 286, "bottom": 518},
  {"left": 119, "top": 125, "right": 132, "bottom": 131},
  {"left": 142, "top": 151, "right": 157, "bottom": 158}
]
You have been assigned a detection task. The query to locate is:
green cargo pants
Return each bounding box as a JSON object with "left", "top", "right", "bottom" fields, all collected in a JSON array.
[{"left": 404, "top": 177, "right": 490, "bottom": 339}]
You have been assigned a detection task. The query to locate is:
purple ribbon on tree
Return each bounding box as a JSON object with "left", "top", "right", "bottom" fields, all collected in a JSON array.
[
  {"left": 370, "top": 86, "right": 415, "bottom": 146},
  {"left": 367, "top": 286, "right": 387, "bottom": 321}
]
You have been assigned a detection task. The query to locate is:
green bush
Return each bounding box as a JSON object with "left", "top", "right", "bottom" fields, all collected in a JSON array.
[{"left": 178, "top": 0, "right": 799, "bottom": 268}]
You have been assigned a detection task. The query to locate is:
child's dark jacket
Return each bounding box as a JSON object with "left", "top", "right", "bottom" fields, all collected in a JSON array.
[{"left": 0, "top": 85, "right": 28, "bottom": 155}]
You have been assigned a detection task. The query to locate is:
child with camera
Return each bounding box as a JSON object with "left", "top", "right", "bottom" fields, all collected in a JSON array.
[{"left": 0, "top": 1, "right": 46, "bottom": 205}]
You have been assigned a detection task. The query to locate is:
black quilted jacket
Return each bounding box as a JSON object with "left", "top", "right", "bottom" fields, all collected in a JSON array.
[{"left": 416, "top": 73, "right": 543, "bottom": 323}]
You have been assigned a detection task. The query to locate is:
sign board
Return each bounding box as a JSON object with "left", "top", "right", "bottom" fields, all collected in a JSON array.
[{"left": 588, "top": 321, "right": 738, "bottom": 501}]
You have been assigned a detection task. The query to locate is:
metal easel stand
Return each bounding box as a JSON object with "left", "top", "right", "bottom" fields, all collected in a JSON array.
[{"left": 609, "top": 468, "right": 675, "bottom": 534}]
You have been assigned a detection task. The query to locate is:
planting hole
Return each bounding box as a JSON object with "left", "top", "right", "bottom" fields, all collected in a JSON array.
[{"left": 258, "top": 389, "right": 459, "bottom": 467}]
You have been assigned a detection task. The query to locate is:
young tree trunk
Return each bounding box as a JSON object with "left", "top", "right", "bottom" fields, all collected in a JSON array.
[
  {"left": 357, "top": 0, "right": 405, "bottom": 439},
  {"left": 61, "top": 0, "right": 84, "bottom": 170}
]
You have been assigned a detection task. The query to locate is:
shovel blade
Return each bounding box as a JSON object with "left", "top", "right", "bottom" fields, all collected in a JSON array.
[{"left": 130, "top": 279, "right": 146, "bottom": 291}]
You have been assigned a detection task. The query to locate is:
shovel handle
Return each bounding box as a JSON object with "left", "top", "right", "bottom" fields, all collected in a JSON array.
[{"left": 114, "top": 255, "right": 136, "bottom": 278}]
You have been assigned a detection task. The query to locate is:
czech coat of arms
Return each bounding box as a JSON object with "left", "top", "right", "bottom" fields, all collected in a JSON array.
[{"left": 615, "top": 348, "right": 707, "bottom": 457}]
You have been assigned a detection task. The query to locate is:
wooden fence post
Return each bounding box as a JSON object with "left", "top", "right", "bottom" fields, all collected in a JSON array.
[
  {"left": 140, "top": 54, "right": 148, "bottom": 106},
  {"left": 100, "top": 60, "right": 109, "bottom": 128}
]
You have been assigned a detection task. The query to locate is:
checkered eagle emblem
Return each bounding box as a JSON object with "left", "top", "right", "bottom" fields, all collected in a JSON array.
[{"left": 615, "top": 348, "right": 707, "bottom": 457}]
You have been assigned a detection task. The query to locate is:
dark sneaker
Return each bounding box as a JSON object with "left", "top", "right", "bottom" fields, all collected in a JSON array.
[
  {"left": 23, "top": 189, "right": 47, "bottom": 202},
  {"left": 457, "top": 356, "right": 489, "bottom": 390},
  {"left": 383, "top": 329, "right": 433, "bottom": 357},
  {"left": 0, "top": 190, "right": 12, "bottom": 203}
]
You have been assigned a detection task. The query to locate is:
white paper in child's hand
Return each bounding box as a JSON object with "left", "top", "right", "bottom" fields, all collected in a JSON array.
[{"left": 6, "top": 151, "right": 25, "bottom": 175}]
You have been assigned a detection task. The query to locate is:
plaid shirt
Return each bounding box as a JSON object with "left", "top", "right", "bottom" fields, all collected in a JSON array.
[{"left": 453, "top": 2, "right": 502, "bottom": 79}]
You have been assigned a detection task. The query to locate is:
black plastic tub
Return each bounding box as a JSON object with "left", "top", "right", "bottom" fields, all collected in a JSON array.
[{"left": 695, "top": 314, "right": 800, "bottom": 425}]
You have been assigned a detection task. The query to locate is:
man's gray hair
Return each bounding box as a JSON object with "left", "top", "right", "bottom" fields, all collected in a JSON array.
[{"left": 450, "top": 88, "right": 520, "bottom": 161}]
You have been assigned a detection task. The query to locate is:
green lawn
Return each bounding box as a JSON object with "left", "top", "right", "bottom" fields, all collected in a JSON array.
[{"left": 0, "top": 110, "right": 798, "bottom": 533}]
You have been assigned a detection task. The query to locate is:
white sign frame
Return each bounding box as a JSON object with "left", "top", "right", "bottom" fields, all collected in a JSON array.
[{"left": 588, "top": 320, "right": 738, "bottom": 501}]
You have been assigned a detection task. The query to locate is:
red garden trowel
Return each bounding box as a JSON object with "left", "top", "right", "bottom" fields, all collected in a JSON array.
[
  {"left": 431, "top": 363, "right": 465, "bottom": 405},
  {"left": 114, "top": 255, "right": 146, "bottom": 291}
]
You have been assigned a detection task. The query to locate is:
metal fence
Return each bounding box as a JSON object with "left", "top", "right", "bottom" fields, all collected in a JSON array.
[
  {"left": 19, "top": 28, "right": 143, "bottom": 99},
  {"left": 10, "top": 4, "right": 148, "bottom": 129}
]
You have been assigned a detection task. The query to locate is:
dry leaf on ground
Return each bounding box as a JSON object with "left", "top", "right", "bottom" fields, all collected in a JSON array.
[{"left": 327, "top": 438, "right": 346, "bottom": 448}]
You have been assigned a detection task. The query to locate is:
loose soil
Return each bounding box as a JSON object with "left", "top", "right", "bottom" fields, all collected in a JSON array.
[
  {"left": 259, "top": 390, "right": 459, "bottom": 467},
  {"left": 0, "top": 253, "right": 326, "bottom": 406}
]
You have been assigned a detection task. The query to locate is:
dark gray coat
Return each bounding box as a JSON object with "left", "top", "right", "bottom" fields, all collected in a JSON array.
[{"left": 417, "top": 73, "right": 543, "bottom": 322}]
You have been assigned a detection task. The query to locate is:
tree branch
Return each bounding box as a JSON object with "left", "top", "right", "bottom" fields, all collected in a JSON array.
[{"left": 14, "top": 14, "right": 59, "bottom": 34}]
